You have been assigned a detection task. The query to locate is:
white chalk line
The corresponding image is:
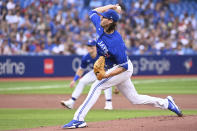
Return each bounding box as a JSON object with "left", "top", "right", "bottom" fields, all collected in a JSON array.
[
  {"left": 0, "top": 78, "right": 196, "bottom": 91},
  {"left": 0, "top": 85, "right": 69, "bottom": 91}
]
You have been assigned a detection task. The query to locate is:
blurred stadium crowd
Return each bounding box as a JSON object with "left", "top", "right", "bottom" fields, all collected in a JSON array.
[{"left": 0, "top": 0, "right": 197, "bottom": 55}]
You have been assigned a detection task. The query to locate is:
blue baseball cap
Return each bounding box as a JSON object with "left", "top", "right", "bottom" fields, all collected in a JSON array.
[
  {"left": 100, "top": 9, "right": 119, "bottom": 22},
  {"left": 87, "top": 40, "right": 96, "bottom": 46}
]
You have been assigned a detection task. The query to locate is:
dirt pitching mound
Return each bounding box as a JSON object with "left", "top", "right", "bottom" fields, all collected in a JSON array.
[
  {"left": 1, "top": 94, "right": 197, "bottom": 109},
  {"left": 13, "top": 115, "right": 197, "bottom": 131}
]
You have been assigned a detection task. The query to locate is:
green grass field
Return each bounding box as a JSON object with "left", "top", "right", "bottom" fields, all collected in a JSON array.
[
  {"left": 0, "top": 78, "right": 197, "bottom": 94},
  {"left": 0, "top": 77, "right": 197, "bottom": 130}
]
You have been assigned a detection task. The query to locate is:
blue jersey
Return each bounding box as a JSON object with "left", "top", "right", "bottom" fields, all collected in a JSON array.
[
  {"left": 89, "top": 10, "right": 128, "bottom": 70},
  {"left": 80, "top": 53, "right": 99, "bottom": 69}
]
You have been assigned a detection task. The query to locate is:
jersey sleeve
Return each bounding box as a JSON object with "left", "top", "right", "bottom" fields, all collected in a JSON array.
[
  {"left": 89, "top": 10, "right": 104, "bottom": 36},
  {"left": 80, "top": 55, "right": 88, "bottom": 69}
]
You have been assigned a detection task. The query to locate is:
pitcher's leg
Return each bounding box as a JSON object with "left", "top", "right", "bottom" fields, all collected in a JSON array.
[
  {"left": 73, "top": 78, "right": 110, "bottom": 121},
  {"left": 73, "top": 70, "right": 133, "bottom": 121},
  {"left": 117, "top": 79, "right": 168, "bottom": 109}
]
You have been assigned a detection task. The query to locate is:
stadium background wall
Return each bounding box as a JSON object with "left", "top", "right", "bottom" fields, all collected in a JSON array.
[{"left": 0, "top": 55, "right": 196, "bottom": 78}]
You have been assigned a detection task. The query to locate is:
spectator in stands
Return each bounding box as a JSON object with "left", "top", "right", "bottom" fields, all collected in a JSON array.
[{"left": 0, "top": 0, "right": 197, "bottom": 55}]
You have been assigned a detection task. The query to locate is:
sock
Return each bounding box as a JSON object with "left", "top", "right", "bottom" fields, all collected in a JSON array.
[{"left": 71, "top": 97, "right": 76, "bottom": 101}]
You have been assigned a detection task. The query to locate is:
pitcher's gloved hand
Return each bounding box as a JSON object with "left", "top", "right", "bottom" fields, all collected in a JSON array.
[{"left": 94, "top": 56, "right": 106, "bottom": 80}]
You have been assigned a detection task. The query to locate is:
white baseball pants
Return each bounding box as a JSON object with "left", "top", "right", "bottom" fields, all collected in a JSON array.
[
  {"left": 72, "top": 70, "right": 112, "bottom": 101},
  {"left": 73, "top": 60, "right": 169, "bottom": 121}
]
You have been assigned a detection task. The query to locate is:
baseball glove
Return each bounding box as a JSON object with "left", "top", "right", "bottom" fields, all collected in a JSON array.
[
  {"left": 94, "top": 56, "right": 106, "bottom": 80},
  {"left": 113, "top": 87, "right": 119, "bottom": 94}
]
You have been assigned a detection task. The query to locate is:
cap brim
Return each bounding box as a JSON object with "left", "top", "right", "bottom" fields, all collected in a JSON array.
[
  {"left": 99, "top": 12, "right": 117, "bottom": 22},
  {"left": 87, "top": 44, "right": 96, "bottom": 46},
  {"left": 99, "top": 12, "right": 108, "bottom": 19}
]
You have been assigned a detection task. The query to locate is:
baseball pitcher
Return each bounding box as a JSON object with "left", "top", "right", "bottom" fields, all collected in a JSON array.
[{"left": 63, "top": 4, "right": 182, "bottom": 129}]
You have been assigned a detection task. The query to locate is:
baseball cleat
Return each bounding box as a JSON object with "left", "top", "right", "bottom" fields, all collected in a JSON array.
[
  {"left": 60, "top": 100, "right": 74, "bottom": 109},
  {"left": 104, "top": 101, "right": 113, "bottom": 110},
  {"left": 167, "top": 96, "right": 183, "bottom": 117},
  {"left": 62, "top": 120, "right": 87, "bottom": 129}
]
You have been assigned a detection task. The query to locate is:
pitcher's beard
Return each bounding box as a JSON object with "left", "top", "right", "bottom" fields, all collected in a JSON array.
[{"left": 101, "top": 25, "right": 111, "bottom": 33}]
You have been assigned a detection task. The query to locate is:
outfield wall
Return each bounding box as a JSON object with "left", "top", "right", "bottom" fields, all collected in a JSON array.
[{"left": 0, "top": 55, "right": 196, "bottom": 78}]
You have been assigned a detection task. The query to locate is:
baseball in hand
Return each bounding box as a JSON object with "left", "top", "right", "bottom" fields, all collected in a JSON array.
[
  {"left": 117, "top": 6, "right": 121, "bottom": 10},
  {"left": 116, "top": 5, "right": 121, "bottom": 13}
]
